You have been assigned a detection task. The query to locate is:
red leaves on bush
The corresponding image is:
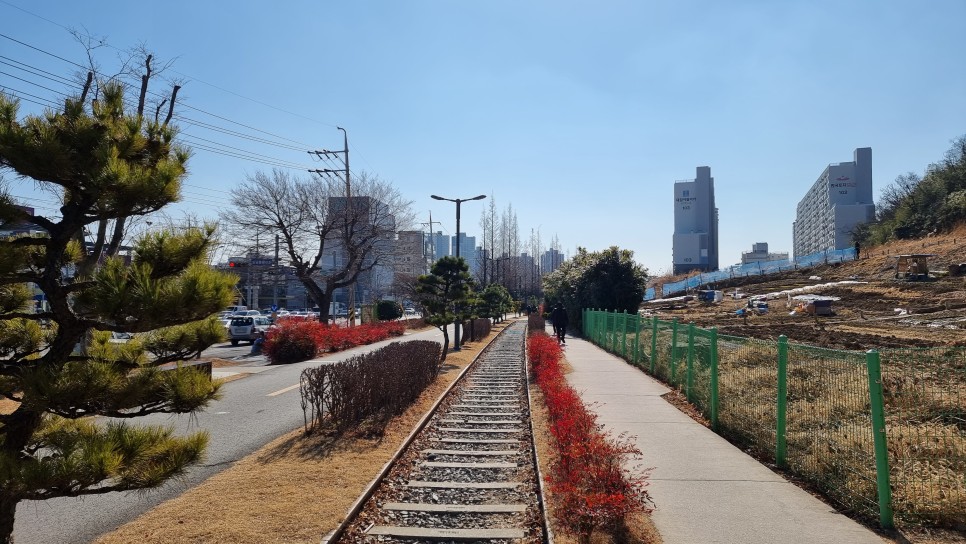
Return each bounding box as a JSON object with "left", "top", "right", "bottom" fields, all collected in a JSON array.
[
  {"left": 528, "top": 330, "right": 652, "bottom": 542},
  {"left": 264, "top": 320, "right": 406, "bottom": 364}
]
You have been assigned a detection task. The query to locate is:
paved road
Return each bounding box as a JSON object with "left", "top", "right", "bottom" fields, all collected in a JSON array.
[{"left": 13, "top": 325, "right": 451, "bottom": 544}]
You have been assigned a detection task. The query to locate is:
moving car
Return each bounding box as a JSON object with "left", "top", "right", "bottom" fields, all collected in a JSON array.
[{"left": 228, "top": 316, "right": 271, "bottom": 346}]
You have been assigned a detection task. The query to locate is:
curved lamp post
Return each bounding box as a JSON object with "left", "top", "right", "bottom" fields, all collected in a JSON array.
[{"left": 431, "top": 193, "right": 486, "bottom": 350}]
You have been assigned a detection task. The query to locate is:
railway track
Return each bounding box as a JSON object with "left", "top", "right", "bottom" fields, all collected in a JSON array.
[{"left": 327, "top": 321, "right": 549, "bottom": 543}]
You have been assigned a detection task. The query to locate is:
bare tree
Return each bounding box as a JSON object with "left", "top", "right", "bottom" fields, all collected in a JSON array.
[
  {"left": 62, "top": 36, "right": 184, "bottom": 274},
  {"left": 478, "top": 194, "right": 497, "bottom": 286},
  {"left": 221, "top": 169, "right": 412, "bottom": 321},
  {"left": 877, "top": 172, "right": 921, "bottom": 222}
]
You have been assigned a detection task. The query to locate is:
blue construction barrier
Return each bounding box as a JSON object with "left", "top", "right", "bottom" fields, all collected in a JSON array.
[{"left": 654, "top": 247, "right": 856, "bottom": 299}]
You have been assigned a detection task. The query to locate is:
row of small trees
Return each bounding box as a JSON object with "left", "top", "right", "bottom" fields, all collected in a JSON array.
[{"left": 415, "top": 256, "right": 514, "bottom": 359}]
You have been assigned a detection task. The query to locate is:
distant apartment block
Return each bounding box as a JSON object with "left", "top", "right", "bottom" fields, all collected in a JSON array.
[
  {"left": 394, "top": 230, "right": 427, "bottom": 277},
  {"left": 540, "top": 248, "right": 565, "bottom": 274},
  {"left": 451, "top": 233, "right": 479, "bottom": 276},
  {"left": 426, "top": 231, "right": 450, "bottom": 261},
  {"left": 741, "top": 242, "right": 789, "bottom": 265},
  {"left": 793, "top": 148, "right": 875, "bottom": 258},
  {"left": 672, "top": 166, "right": 719, "bottom": 274}
]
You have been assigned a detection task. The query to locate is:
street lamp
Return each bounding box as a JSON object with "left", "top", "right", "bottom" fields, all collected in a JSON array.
[{"left": 431, "top": 193, "right": 486, "bottom": 350}]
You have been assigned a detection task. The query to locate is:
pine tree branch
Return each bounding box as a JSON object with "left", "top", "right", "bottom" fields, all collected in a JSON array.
[
  {"left": 163, "top": 85, "right": 180, "bottom": 127},
  {"left": 0, "top": 273, "right": 43, "bottom": 285},
  {"left": 0, "top": 236, "right": 49, "bottom": 248},
  {"left": 104, "top": 217, "right": 125, "bottom": 257}
]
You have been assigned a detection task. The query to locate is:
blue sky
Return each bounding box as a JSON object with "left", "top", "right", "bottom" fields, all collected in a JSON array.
[{"left": 1, "top": 1, "right": 964, "bottom": 275}]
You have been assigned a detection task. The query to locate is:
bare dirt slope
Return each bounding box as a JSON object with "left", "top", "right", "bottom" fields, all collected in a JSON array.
[{"left": 649, "top": 226, "right": 966, "bottom": 350}]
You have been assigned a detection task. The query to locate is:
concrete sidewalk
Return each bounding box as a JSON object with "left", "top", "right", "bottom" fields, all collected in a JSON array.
[{"left": 559, "top": 333, "right": 885, "bottom": 544}]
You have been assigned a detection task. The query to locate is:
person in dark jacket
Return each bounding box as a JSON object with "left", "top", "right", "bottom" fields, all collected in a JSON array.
[{"left": 550, "top": 304, "right": 568, "bottom": 344}]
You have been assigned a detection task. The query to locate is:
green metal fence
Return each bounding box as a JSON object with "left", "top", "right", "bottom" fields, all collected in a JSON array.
[
  {"left": 582, "top": 309, "right": 966, "bottom": 530},
  {"left": 878, "top": 347, "right": 966, "bottom": 528},
  {"left": 784, "top": 343, "right": 881, "bottom": 522}
]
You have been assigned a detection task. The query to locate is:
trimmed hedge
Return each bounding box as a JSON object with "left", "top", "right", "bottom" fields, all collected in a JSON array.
[
  {"left": 460, "top": 317, "right": 492, "bottom": 343},
  {"left": 299, "top": 340, "right": 442, "bottom": 433}
]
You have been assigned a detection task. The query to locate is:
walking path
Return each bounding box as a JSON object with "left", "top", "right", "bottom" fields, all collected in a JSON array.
[{"left": 559, "top": 332, "right": 886, "bottom": 544}]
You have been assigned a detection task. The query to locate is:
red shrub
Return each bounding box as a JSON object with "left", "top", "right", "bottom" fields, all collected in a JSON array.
[
  {"left": 264, "top": 320, "right": 407, "bottom": 364},
  {"left": 528, "top": 330, "right": 651, "bottom": 542}
]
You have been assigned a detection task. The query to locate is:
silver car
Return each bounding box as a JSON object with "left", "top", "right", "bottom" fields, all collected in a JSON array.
[{"left": 228, "top": 316, "right": 271, "bottom": 346}]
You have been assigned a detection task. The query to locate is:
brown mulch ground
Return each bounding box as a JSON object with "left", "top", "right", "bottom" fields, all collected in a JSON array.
[{"left": 650, "top": 228, "right": 966, "bottom": 351}]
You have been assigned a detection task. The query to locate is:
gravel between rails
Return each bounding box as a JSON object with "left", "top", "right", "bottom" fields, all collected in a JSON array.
[{"left": 333, "top": 322, "right": 548, "bottom": 543}]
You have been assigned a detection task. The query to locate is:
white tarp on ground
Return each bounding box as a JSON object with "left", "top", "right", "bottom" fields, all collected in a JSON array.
[{"left": 749, "top": 280, "right": 867, "bottom": 302}]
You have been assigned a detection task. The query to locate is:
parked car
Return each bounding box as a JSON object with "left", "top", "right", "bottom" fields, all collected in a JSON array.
[{"left": 229, "top": 316, "right": 271, "bottom": 346}]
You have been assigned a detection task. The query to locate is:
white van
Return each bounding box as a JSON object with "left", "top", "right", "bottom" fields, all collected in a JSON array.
[{"left": 224, "top": 305, "right": 248, "bottom": 313}]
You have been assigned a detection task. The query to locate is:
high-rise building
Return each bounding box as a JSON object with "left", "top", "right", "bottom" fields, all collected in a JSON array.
[
  {"left": 426, "top": 231, "right": 450, "bottom": 262},
  {"left": 793, "top": 148, "right": 875, "bottom": 258},
  {"left": 540, "top": 248, "right": 565, "bottom": 274},
  {"left": 452, "top": 233, "right": 479, "bottom": 276},
  {"left": 327, "top": 196, "right": 395, "bottom": 306},
  {"left": 672, "top": 166, "right": 719, "bottom": 274}
]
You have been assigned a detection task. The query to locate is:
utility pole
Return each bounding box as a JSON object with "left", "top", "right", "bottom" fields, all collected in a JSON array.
[
  {"left": 420, "top": 212, "right": 440, "bottom": 273},
  {"left": 273, "top": 234, "right": 280, "bottom": 308},
  {"left": 309, "top": 127, "right": 352, "bottom": 324}
]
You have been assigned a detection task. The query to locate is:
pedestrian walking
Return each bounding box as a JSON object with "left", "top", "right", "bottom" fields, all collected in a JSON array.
[{"left": 550, "top": 304, "right": 568, "bottom": 344}]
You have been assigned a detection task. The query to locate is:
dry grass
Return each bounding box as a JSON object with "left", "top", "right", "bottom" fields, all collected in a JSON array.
[{"left": 94, "top": 323, "right": 512, "bottom": 544}]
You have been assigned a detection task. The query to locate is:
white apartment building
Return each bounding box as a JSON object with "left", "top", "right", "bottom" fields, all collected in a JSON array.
[
  {"left": 672, "top": 166, "right": 719, "bottom": 274},
  {"left": 741, "top": 242, "right": 789, "bottom": 265},
  {"left": 793, "top": 148, "right": 875, "bottom": 258}
]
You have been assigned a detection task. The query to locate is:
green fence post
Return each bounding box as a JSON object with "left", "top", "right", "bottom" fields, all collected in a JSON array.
[
  {"left": 866, "top": 350, "right": 895, "bottom": 530},
  {"left": 598, "top": 309, "right": 604, "bottom": 347},
  {"left": 686, "top": 322, "right": 695, "bottom": 401},
  {"left": 621, "top": 312, "right": 629, "bottom": 359},
  {"left": 582, "top": 308, "right": 586, "bottom": 337},
  {"left": 597, "top": 310, "right": 603, "bottom": 346},
  {"left": 633, "top": 314, "right": 641, "bottom": 364},
  {"left": 671, "top": 318, "right": 680, "bottom": 384},
  {"left": 710, "top": 327, "right": 719, "bottom": 430},
  {"left": 650, "top": 316, "right": 658, "bottom": 374},
  {"left": 776, "top": 335, "right": 788, "bottom": 467},
  {"left": 610, "top": 311, "right": 618, "bottom": 353}
]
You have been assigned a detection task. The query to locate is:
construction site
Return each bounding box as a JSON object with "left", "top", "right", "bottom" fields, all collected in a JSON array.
[{"left": 647, "top": 226, "right": 966, "bottom": 351}]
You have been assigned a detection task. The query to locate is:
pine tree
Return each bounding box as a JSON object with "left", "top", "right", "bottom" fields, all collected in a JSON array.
[
  {"left": 417, "top": 256, "right": 473, "bottom": 361},
  {"left": 0, "top": 69, "right": 236, "bottom": 543}
]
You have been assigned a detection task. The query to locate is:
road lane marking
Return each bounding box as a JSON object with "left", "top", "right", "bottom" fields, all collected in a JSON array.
[{"left": 266, "top": 384, "right": 300, "bottom": 397}]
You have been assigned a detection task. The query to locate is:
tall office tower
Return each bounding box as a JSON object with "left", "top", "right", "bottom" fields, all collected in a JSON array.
[{"left": 672, "top": 166, "right": 719, "bottom": 274}]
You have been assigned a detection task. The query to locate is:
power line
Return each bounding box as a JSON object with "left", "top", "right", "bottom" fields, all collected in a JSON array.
[
  {"left": 0, "top": 32, "right": 317, "bottom": 150},
  {"left": 0, "top": 15, "right": 383, "bottom": 174}
]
